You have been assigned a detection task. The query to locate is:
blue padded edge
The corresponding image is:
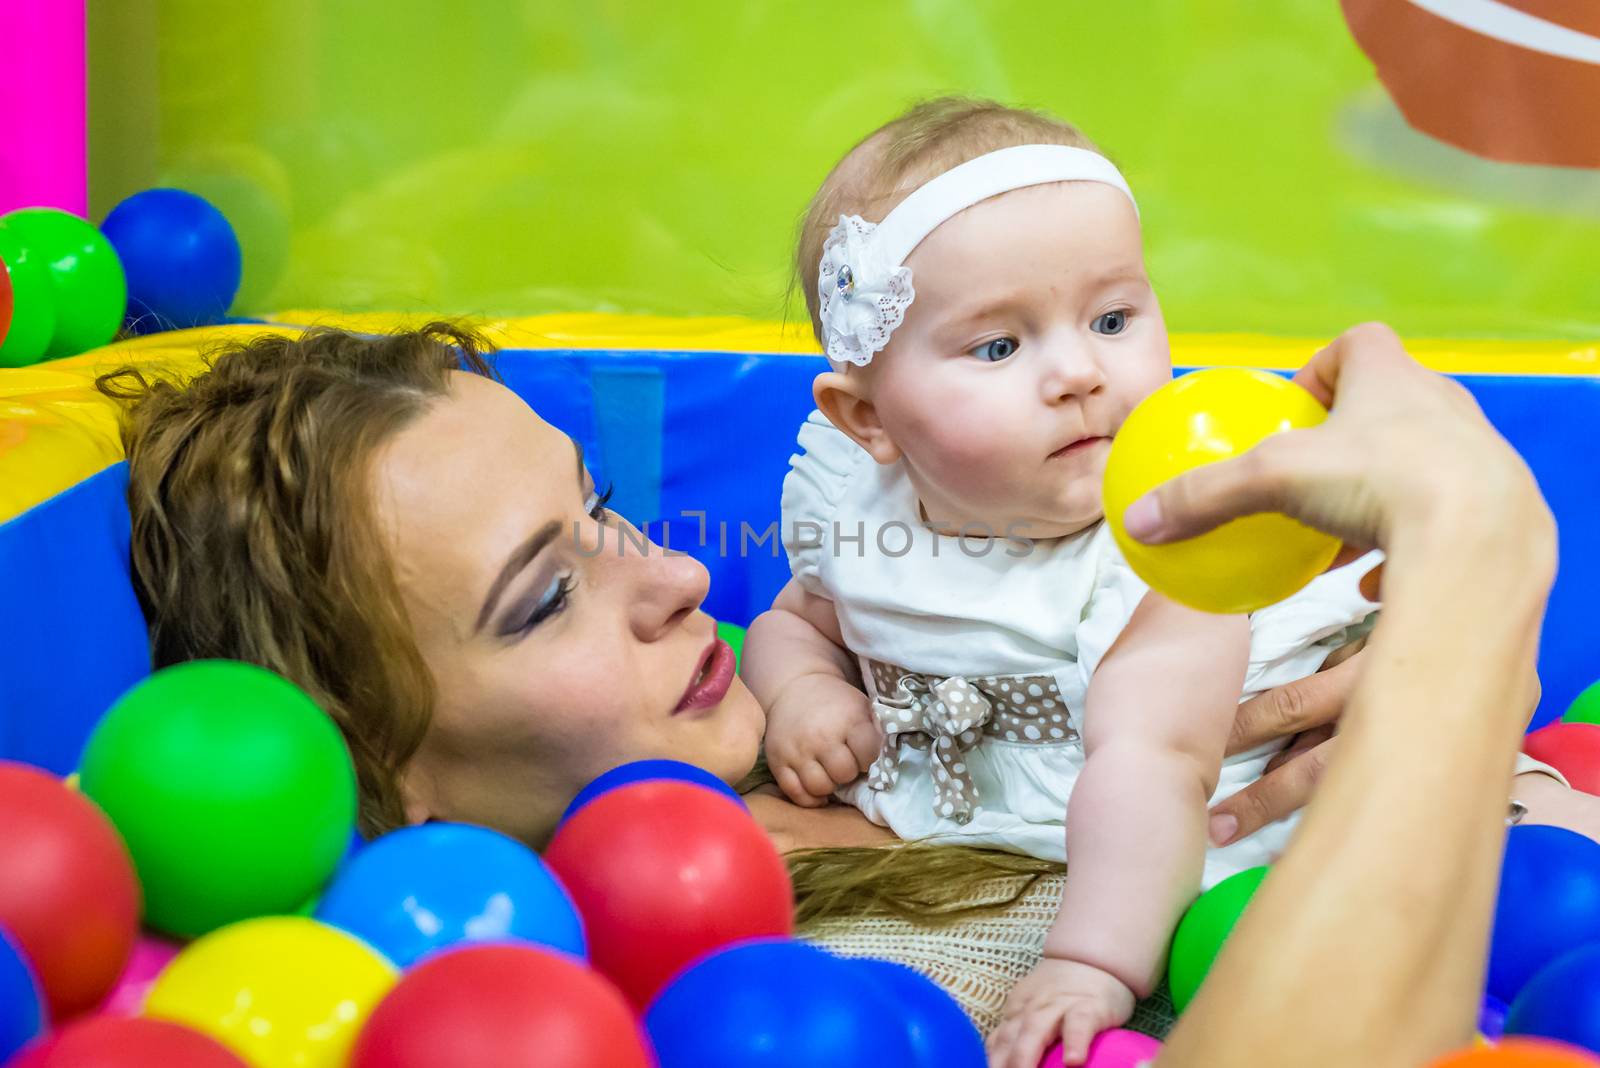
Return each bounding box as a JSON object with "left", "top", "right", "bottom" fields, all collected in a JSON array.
[
  {"left": 1, "top": 350, "right": 1595, "bottom": 773},
  {"left": 0, "top": 463, "right": 151, "bottom": 772}
]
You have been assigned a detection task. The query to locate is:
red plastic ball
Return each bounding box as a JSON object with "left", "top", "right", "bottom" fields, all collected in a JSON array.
[
  {"left": 0, "top": 762, "right": 141, "bottom": 1022},
  {"left": 543, "top": 780, "right": 793, "bottom": 1009},
  {"left": 1524, "top": 724, "right": 1600, "bottom": 795},
  {"left": 7, "top": 1015, "right": 247, "bottom": 1068},
  {"left": 349, "top": 944, "right": 652, "bottom": 1068},
  {"left": 0, "top": 251, "right": 13, "bottom": 347}
]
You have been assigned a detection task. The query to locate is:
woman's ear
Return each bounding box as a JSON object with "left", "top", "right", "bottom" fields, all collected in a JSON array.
[
  {"left": 398, "top": 763, "right": 437, "bottom": 827},
  {"left": 813, "top": 370, "right": 900, "bottom": 464}
]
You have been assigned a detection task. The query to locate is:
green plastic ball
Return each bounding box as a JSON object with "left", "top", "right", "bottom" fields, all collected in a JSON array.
[
  {"left": 0, "top": 225, "right": 58, "bottom": 367},
  {"left": 79, "top": 660, "right": 357, "bottom": 939},
  {"left": 716, "top": 620, "right": 747, "bottom": 672},
  {"left": 1562, "top": 679, "right": 1600, "bottom": 727},
  {"left": 1167, "top": 865, "right": 1269, "bottom": 1013},
  {"left": 0, "top": 208, "right": 126, "bottom": 359}
]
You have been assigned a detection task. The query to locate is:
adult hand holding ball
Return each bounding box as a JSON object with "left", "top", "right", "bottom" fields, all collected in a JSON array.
[{"left": 1104, "top": 368, "right": 1341, "bottom": 613}]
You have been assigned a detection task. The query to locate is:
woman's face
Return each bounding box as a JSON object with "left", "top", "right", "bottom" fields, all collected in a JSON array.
[{"left": 370, "top": 371, "right": 765, "bottom": 844}]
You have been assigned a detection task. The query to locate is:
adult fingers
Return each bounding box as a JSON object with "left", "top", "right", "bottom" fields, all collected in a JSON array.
[
  {"left": 1227, "top": 650, "right": 1363, "bottom": 754},
  {"left": 1264, "top": 725, "right": 1336, "bottom": 775},
  {"left": 1209, "top": 738, "right": 1337, "bottom": 844}
]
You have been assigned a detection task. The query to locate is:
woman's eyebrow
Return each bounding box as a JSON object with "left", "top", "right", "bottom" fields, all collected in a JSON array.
[{"left": 474, "top": 439, "right": 587, "bottom": 633}]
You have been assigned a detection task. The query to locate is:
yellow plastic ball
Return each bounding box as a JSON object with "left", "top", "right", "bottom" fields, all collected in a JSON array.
[
  {"left": 1103, "top": 368, "right": 1341, "bottom": 614},
  {"left": 144, "top": 916, "right": 395, "bottom": 1068}
]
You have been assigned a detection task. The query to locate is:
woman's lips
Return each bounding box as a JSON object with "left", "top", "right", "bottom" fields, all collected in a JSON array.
[
  {"left": 1048, "top": 434, "right": 1109, "bottom": 460},
  {"left": 674, "top": 638, "right": 736, "bottom": 714}
]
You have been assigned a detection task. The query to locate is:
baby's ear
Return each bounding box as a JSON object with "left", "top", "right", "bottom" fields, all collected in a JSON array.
[{"left": 813, "top": 370, "right": 900, "bottom": 465}]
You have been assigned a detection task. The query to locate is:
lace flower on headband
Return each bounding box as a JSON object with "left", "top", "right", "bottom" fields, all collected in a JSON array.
[
  {"left": 817, "top": 215, "right": 914, "bottom": 367},
  {"left": 811, "top": 144, "right": 1139, "bottom": 368}
]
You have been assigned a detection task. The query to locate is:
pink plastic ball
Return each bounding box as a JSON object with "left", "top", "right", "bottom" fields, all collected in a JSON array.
[
  {"left": 1040, "top": 1028, "right": 1163, "bottom": 1067},
  {"left": 98, "top": 936, "right": 180, "bottom": 1016}
]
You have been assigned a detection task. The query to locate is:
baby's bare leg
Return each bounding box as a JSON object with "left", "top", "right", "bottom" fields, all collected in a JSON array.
[{"left": 1515, "top": 772, "right": 1600, "bottom": 843}]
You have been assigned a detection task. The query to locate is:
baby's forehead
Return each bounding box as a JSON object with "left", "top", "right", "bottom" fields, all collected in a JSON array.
[{"left": 908, "top": 181, "right": 1145, "bottom": 283}]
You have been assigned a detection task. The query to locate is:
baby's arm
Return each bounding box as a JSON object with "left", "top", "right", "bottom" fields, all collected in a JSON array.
[
  {"left": 993, "top": 593, "right": 1248, "bottom": 1068},
  {"left": 742, "top": 579, "right": 882, "bottom": 807}
]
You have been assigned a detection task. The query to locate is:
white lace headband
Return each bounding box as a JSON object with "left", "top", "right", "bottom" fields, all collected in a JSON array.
[{"left": 817, "top": 143, "right": 1138, "bottom": 367}]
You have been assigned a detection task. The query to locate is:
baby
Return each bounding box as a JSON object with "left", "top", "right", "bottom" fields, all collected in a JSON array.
[{"left": 743, "top": 98, "right": 1582, "bottom": 1067}]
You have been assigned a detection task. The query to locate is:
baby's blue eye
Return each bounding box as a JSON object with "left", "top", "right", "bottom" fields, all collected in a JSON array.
[
  {"left": 1092, "top": 310, "right": 1129, "bottom": 335},
  {"left": 971, "top": 337, "right": 1020, "bottom": 362}
]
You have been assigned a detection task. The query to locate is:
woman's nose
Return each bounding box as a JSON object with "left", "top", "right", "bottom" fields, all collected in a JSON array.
[{"left": 620, "top": 526, "right": 711, "bottom": 641}]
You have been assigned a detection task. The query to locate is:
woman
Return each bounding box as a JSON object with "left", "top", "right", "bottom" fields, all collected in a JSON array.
[{"left": 103, "top": 321, "right": 1556, "bottom": 1064}]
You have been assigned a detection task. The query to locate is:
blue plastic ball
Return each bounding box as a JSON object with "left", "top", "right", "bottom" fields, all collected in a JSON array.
[
  {"left": 645, "top": 940, "right": 916, "bottom": 1067},
  {"left": 1487, "top": 825, "right": 1600, "bottom": 1003},
  {"left": 100, "top": 188, "right": 242, "bottom": 332},
  {"left": 560, "top": 759, "right": 744, "bottom": 827},
  {"left": 852, "top": 957, "right": 985, "bottom": 1067},
  {"left": 1506, "top": 942, "right": 1600, "bottom": 1052},
  {"left": 313, "top": 822, "right": 586, "bottom": 968},
  {"left": 0, "top": 925, "right": 43, "bottom": 1062}
]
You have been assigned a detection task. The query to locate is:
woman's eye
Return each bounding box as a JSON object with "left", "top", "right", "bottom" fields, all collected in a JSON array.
[
  {"left": 586, "top": 482, "right": 614, "bottom": 520},
  {"left": 1092, "top": 310, "right": 1129, "bottom": 335},
  {"left": 513, "top": 575, "right": 575, "bottom": 636},
  {"left": 970, "top": 336, "right": 1020, "bottom": 362}
]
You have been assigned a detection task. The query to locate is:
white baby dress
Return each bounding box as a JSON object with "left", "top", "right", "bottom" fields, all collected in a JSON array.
[{"left": 780, "top": 409, "right": 1381, "bottom": 888}]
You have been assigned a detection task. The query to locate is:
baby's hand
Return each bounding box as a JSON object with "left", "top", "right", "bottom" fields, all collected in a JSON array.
[
  {"left": 764, "top": 673, "right": 881, "bottom": 807},
  {"left": 988, "top": 957, "right": 1136, "bottom": 1068}
]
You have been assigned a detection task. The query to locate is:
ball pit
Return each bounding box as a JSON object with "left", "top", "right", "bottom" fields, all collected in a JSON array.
[
  {"left": 0, "top": 226, "right": 56, "bottom": 368},
  {"left": 313, "top": 821, "right": 586, "bottom": 968},
  {"left": 645, "top": 939, "right": 916, "bottom": 1067},
  {"left": 0, "top": 209, "right": 124, "bottom": 361},
  {"left": 100, "top": 189, "right": 241, "bottom": 332},
  {"left": 558, "top": 757, "right": 745, "bottom": 826},
  {"left": 1487, "top": 826, "right": 1600, "bottom": 1004},
  {"left": 1565, "top": 680, "right": 1600, "bottom": 727},
  {"left": 78, "top": 660, "right": 357, "bottom": 938},
  {"left": 0, "top": 926, "right": 44, "bottom": 1063},
  {"left": 1428, "top": 1039, "right": 1600, "bottom": 1066},
  {"left": 0, "top": 762, "right": 139, "bottom": 1022},
  {"left": 350, "top": 943, "right": 652, "bottom": 1068},
  {"left": 1506, "top": 943, "right": 1600, "bottom": 1054},
  {"left": 1103, "top": 368, "right": 1341, "bottom": 614},
  {"left": 1523, "top": 724, "right": 1600, "bottom": 795},
  {"left": 853, "top": 957, "right": 986, "bottom": 1067},
  {"left": 6, "top": 1015, "right": 247, "bottom": 1068},
  {"left": 545, "top": 779, "right": 793, "bottom": 1009},
  {"left": 1041, "top": 1028, "right": 1163, "bottom": 1067},
  {"left": 144, "top": 916, "right": 396, "bottom": 1068},
  {"left": 1167, "top": 865, "right": 1269, "bottom": 1012},
  {"left": 0, "top": 252, "right": 12, "bottom": 348},
  {"left": 97, "top": 934, "right": 180, "bottom": 1017}
]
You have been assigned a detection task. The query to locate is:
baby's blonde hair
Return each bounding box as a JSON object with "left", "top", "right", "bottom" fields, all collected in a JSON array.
[{"left": 794, "top": 97, "right": 1102, "bottom": 349}]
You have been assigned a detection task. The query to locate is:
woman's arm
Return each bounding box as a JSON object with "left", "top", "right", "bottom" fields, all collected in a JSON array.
[{"left": 1136, "top": 324, "right": 1558, "bottom": 1068}]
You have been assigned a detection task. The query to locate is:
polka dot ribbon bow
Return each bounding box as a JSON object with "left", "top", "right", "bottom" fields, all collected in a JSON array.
[{"left": 866, "top": 663, "right": 1074, "bottom": 825}]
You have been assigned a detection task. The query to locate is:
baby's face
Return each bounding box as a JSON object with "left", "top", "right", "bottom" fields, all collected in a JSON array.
[{"left": 870, "top": 181, "right": 1171, "bottom": 539}]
